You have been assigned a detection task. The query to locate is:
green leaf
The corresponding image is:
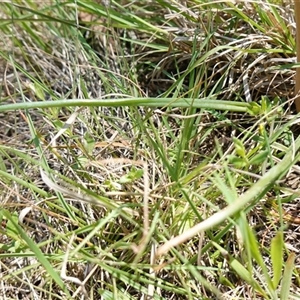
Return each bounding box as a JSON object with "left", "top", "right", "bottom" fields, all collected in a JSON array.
[
  {"left": 247, "top": 102, "right": 261, "bottom": 115},
  {"left": 229, "top": 257, "right": 252, "bottom": 283},
  {"left": 227, "top": 155, "right": 248, "bottom": 168},
  {"left": 271, "top": 231, "right": 283, "bottom": 289},
  {"left": 2, "top": 210, "right": 69, "bottom": 294},
  {"left": 260, "top": 96, "right": 271, "bottom": 113},
  {"left": 246, "top": 226, "right": 274, "bottom": 292},
  {"left": 246, "top": 224, "right": 264, "bottom": 265},
  {"left": 233, "top": 137, "right": 246, "bottom": 158},
  {"left": 5, "top": 212, "right": 20, "bottom": 239},
  {"left": 212, "top": 173, "right": 237, "bottom": 204},
  {"left": 0, "top": 154, "right": 7, "bottom": 173},
  {"left": 27, "top": 81, "right": 46, "bottom": 100},
  {"left": 212, "top": 241, "right": 266, "bottom": 296},
  {"left": 249, "top": 150, "right": 269, "bottom": 165},
  {"left": 83, "top": 132, "right": 95, "bottom": 155},
  {"left": 280, "top": 252, "right": 295, "bottom": 300},
  {"left": 218, "top": 274, "right": 234, "bottom": 288},
  {"left": 119, "top": 167, "right": 144, "bottom": 183}
]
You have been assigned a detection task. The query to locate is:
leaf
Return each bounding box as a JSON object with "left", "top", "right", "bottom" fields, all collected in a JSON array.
[
  {"left": 212, "top": 241, "right": 266, "bottom": 296},
  {"left": 27, "top": 81, "right": 45, "bottom": 100},
  {"left": 271, "top": 231, "right": 283, "bottom": 289},
  {"left": 247, "top": 225, "right": 274, "bottom": 292},
  {"left": 227, "top": 155, "right": 248, "bottom": 168},
  {"left": 249, "top": 150, "right": 269, "bottom": 165},
  {"left": 83, "top": 132, "right": 95, "bottom": 155},
  {"left": 247, "top": 102, "right": 261, "bottom": 116},
  {"left": 2, "top": 210, "right": 68, "bottom": 293},
  {"left": 233, "top": 137, "right": 246, "bottom": 158},
  {"left": 280, "top": 252, "right": 295, "bottom": 300},
  {"left": 246, "top": 226, "right": 266, "bottom": 271},
  {"left": 260, "top": 96, "right": 271, "bottom": 113},
  {"left": 119, "top": 168, "right": 144, "bottom": 183}
]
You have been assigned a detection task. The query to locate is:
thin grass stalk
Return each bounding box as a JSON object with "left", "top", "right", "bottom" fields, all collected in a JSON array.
[{"left": 0, "top": 98, "right": 249, "bottom": 112}]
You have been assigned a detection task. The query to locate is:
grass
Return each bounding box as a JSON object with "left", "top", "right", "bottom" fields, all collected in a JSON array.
[{"left": 0, "top": 0, "right": 300, "bottom": 299}]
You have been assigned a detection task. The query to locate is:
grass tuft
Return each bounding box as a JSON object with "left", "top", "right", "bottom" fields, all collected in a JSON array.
[{"left": 1, "top": 1, "right": 300, "bottom": 299}]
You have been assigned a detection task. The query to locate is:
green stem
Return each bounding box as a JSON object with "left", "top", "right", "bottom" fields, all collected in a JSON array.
[{"left": 0, "top": 98, "right": 248, "bottom": 112}]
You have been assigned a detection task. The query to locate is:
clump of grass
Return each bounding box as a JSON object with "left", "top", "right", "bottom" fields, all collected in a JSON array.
[{"left": 0, "top": 1, "right": 300, "bottom": 299}]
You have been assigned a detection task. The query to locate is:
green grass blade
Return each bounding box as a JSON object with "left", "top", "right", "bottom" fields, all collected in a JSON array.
[
  {"left": 280, "top": 252, "right": 296, "bottom": 300},
  {"left": 2, "top": 210, "right": 69, "bottom": 294},
  {"left": 0, "top": 98, "right": 249, "bottom": 112},
  {"left": 271, "top": 231, "right": 284, "bottom": 290}
]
